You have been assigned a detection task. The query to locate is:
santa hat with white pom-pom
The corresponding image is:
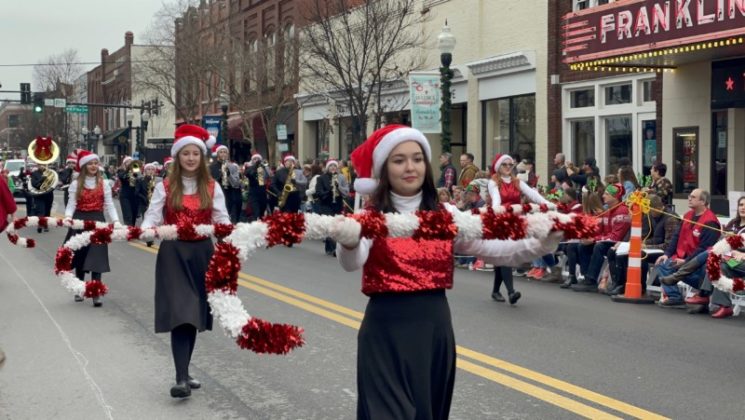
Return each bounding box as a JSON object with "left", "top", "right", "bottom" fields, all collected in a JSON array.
[
  {"left": 350, "top": 124, "right": 430, "bottom": 195},
  {"left": 171, "top": 124, "right": 215, "bottom": 157}
]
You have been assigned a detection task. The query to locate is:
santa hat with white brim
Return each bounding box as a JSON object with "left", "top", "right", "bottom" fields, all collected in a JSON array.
[
  {"left": 76, "top": 150, "right": 99, "bottom": 172},
  {"left": 171, "top": 124, "right": 214, "bottom": 157}
]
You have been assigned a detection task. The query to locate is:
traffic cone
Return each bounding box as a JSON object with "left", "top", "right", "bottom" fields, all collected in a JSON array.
[{"left": 612, "top": 196, "right": 654, "bottom": 304}]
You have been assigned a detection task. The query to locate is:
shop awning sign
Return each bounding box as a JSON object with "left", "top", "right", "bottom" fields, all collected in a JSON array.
[{"left": 563, "top": 0, "right": 745, "bottom": 64}]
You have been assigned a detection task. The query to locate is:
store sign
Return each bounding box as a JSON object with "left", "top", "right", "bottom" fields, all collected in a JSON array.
[
  {"left": 711, "top": 57, "right": 745, "bottom": 108},
  {"left": 409, "top": 73, "right": 441, "bottom": 134},
  {"left": 563, "top": 0, "right": 745, "bottom": 63}
]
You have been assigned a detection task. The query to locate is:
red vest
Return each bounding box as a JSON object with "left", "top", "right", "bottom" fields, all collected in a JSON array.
[
  {"left": 77, "top": 181, "right": 104, "bottom": 212},
  {"left": 164, "top": 179, "right": 215, "bottom": 241},
  {"left": 498, "top": 180, "right": 521, "bottom": 206},
  {"left": 674, "top": 208, "right": 719, "bottom": 259},
  {"left": 361, "top": 237, "right": 453, "bottom": 295}
]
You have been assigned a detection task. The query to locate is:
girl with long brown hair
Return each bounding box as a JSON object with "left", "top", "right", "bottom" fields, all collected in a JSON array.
[
  {"left": 63, "top": 151, "right": 120, "bottom": 306},
  {"left": 141, "top": 124, "right": 230, "bottom": 398}
]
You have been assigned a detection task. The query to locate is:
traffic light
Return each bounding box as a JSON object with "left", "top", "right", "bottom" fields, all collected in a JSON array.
[
  {"left": 32, "top": 93, "right": 44, "bottom": 113},
  {"left": 20, "top": 83, "right": 31, "bottom": 104}
]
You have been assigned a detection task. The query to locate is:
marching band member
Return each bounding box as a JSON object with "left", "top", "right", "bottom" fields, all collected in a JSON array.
[
  {"left": 244, "top": 153, "right": 269, "bottom": 222},
  {"left": 314, "top": 159, "right": 348, "bottom": 255},
  {"left": 117, "top": 156, "right": 141, "bottom": 226},
  {"left": 59, "top": 151, "right": 78, "bottom": 207},
  {"left": 64, "top": 150, "right": 120, "bottom": 307},
  {"left": 270, "top": 155, "right": 307, "bottom": 213},
  {"left": 161, "top": 157, "right": 174, "bottom": 177},
  {"left": 333, "top": 125, "right": 561, "bottom": 419},
  {"left": 209, "top": 144, "right": 242, "bottom": 223},
  {"left": 141, "top": 124, "right": 230, "bottom": 398},
  {"left": 28, "top": 137, "right": 60, "bottom": 233}
]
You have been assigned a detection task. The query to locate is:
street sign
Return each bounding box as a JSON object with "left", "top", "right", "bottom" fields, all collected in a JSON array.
[
  {"left": 54, "top": 98, "right": 67, "bottom": 108},
  {"left": 276, "top": 124, "right": 287, "bottom": 140},
  {"left": 65, "top": 105, "right": 88, "bottom": 114},
  {"left": 44, "top": 99, "right": 54, "bottom": 107}
]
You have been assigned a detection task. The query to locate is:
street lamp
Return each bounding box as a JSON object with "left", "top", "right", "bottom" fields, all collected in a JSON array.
[
  {"left": 82, "top": 125, "right": 101, "bottom": 152},
  {"left": 219, "top": 96, "right": 229, "bottom": 160},
  {"left": 139, "top": 108, "right": 150, "bottom": 158},
  {"left": 438, "top": 20, "right": 456, "bottom": 153},
  {"left": 126, "top": 109, "right": 134, "bottom": 158}
]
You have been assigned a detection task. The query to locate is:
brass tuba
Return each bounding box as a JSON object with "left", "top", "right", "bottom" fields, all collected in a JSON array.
[
  {"left": 278, "top": 163, "right": 297, "bottom": 209},
  {"left": 26, "top": 136, "right": 60, "bottom": 195},
  {"left": 27, "top": 167, "right": 59, "bottom": 196}
]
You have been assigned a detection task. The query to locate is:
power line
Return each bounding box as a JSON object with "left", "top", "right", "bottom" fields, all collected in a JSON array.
[{"left": 0, "top": 59, "right": 173, "bottom": 67}]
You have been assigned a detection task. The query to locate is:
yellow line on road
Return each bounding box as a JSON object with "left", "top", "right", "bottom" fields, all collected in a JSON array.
[{"left": 126, "top": 241, "right": 666, "bottom": 419}]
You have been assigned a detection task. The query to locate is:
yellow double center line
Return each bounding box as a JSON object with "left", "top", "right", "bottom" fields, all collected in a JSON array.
[{"left": 126, "top": 241, "right": 668, "bottom": 419}]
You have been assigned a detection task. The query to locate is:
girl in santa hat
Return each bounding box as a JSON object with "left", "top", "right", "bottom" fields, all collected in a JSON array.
[
  {"left": 487, "top": 153, "right": 551, "bottom": 305},
  {"left": 141, "top": 124, "right": 230, "bottom": 398},
  {"left": 333, "top": 124, "right": 561, "bottom": 420},
  {"left": 63, "top": 150, "right": 121, "bottom": 307}
]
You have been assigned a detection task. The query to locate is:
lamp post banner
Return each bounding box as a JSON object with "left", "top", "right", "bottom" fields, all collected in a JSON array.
[
  {"left": 409, "top": 73, "right": 441, "bottom": 134},
  {"left": 203, "top": 115, "right": 223, "bottom": 144}
]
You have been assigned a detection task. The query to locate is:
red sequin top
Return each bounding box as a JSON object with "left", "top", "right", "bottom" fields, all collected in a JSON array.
[
  {"left": 163, "top": 179, "right": 215, "bottom": 241},
  {"left": 361, "top": 237, "right": 454, "bottom": 295},
  {"left": 498, "top": 180, "right": 521, "bottom": 206},
  {"left": 76, "top": 181, "right": 104, "bottom": 212}
]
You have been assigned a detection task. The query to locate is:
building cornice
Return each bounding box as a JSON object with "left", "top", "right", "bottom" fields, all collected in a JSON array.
[{"left": 466, "top": 51, "right": 535, "bottom": 78}]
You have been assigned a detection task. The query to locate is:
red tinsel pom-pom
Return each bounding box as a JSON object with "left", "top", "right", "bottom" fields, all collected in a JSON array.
[
  {"left": 557, "top": 214, "right": 599, "bottom": 240},
  {"left": 84, "top": 280, "right": 109, "bottom": 298},
  {"left": 236, "top": 318, "right": 304, "bottom": 354},
  {"left": 733, "top": 278, "right": 745, "bottom": 292},
  {"left": 413, "top": 210, "right": 457, "bottom": 241},
  {"left": 726, "top": 234, "right": 744, "bottom": 251},
  {"left": 481, "top": 209, "right": 526, "bottom": 240},
  {"left": 90, "top": 227, "right": 113, "bottom": 245},
  {"left": 83, "top": 220, "right": 97, "bottom": 231},
  {"left": 176, "top": 221, "right": 202, "bottom": 241},
  {"left": 127, "top": 226, "right": 143, "bottom": 242},
  {"left": 214, "top": 223, "right": 235, "bottom": 240},
  {"left": 26, "top": 238, "right": 36, "bottom": 248},
  {"left": 55, "top": 247, "right": 73, "bottom": 275},
  {"left": 522, "top": 204, "right": 533, "bottom": 214},
  {"left": 13, "top": 217, "right": 28, "bottom": 230},
  {"left": 7, "top": 233, "right": 18, "bottom": 244},
  {"left": 38, "top": 217, "right": 48, "bottom": 229},
  {"left": 539, "top": 203, "right": 549, "bottom": 213},
  {"left": 354, "top": 210, "right": 389, "bottom": 240},
  {"left": 263, "top": 212, "right": 306, "bottom": 247},
  {"left": 56, "top": 218, "right": 64, "bottom": 227},
  {"left": 205, "top": 242, "right": 241, "bottom": 294},
  {"left": 706, "top": 253, "right": 722, "bottom": 281}
]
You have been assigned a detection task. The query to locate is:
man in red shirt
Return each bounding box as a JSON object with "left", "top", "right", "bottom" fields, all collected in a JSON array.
[
  {"left": 655, "top": 189, "right": 720, "bottom": 307},
  {"left": 572, "top": 183, "right": 631, "bottom": 292}
]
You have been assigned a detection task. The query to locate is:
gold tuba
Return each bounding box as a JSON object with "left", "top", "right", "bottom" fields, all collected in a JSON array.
[
  {"left": 278, "top": 163, "right": 297, "bottom": 209},
  {"left": 27, "top": 167, "right": 58, "bottom": 196},
  {"left": 128, "top": 160, "right": 143, "bottom": 186}
]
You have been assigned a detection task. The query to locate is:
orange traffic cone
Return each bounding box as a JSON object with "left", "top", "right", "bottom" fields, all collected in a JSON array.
[{"left": 612, "top": 194, "right": 654, "bottom": 304}]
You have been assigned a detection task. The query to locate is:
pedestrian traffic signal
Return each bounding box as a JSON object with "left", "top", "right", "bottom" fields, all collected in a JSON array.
[
  {"left": 32, "top": 93, "right": 44, "bottom": 113},
  {"left": 20, "top": 83, "right": 31, "bottom": 104}
]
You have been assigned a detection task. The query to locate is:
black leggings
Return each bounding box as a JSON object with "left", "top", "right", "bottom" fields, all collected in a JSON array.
[
  {"left": 171, "top": 324, "right": 197, "bottom": 382},
  {"left": 492, "top": 266, "right": 514, "bottom": 295},
  {"left": 75, "top": 268, "right": 102, "bottom": 281}
]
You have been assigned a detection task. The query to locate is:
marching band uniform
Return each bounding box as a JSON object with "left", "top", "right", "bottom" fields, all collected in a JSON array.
[
  {"left": 270, "top": 155, "right": 307, "bottom": 213},
  {"left": 315, "top": 159, "right": 348, "bottom": 255},
  {"left": 336, "top": 125, "right": 560, "bottom": 419},
  {"left": 209, "top": 144, "right": 242, "bottom": 223},
  {"left": 117, "top": 156, "right": 140, "bottom": 226},
  {"left": 30, "top": 166, "right": 54, "bottom": 221},
  {"left": 136, "top": 163, "right": 158, "bottom": 216},
  {"left": 141, "top": 124, "right": 229, "bottom": 398},
  {"left": 27, "top": 137, "right": 60, "bottom": 232},
  {"left": 59, "top": 152, "right": 78, "bottom": 207},
  {"left": 64, "top": 150, "right": 120, "bottom": 307},
  {"left": 244, "top": 153, "right": 269, "bottom": 222}
]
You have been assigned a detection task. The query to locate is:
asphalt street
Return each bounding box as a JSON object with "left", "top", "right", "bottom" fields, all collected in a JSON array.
[{"left": 1, "top": 197, "right": 744, "bottom": 419}]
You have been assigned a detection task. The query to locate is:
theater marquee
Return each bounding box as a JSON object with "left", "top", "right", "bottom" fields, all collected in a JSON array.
[{"left": 563, "top": 0, "right": 745, "bottom": 64}]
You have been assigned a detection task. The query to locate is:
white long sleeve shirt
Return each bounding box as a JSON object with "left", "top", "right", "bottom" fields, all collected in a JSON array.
[
  {"left": 65, "top": 176, "right": 120, "bottom": 223},
  {"left": 337, "top": 191, "right": 560, "bottom": 272},
  {"left": 140, "top": 176, "right": 231, "bottom": 229},
  {"left": 488, "top": 177, "right": 550, "bottom": 209}
]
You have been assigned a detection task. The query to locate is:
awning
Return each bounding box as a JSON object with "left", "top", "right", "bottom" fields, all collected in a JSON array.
[{"left": 101, "top": 127, "right": 131, "bottom": 147}]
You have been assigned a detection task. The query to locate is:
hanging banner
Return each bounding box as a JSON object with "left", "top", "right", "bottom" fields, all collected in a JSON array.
[
  {"left": 409, "top": 73, "right": 441, "bottom": 133},
  {"left": 203, "top": 115, "right": 224, "bottom": 144}
]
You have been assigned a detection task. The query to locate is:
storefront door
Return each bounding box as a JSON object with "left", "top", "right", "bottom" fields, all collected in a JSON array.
[{"left": 639, "top": 113, "right": 657, "bottom": 178}]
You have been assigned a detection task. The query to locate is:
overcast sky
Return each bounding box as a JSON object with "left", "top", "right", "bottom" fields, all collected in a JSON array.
[{"left": 1, "top": 0, "right": 168, "bottom": 101}]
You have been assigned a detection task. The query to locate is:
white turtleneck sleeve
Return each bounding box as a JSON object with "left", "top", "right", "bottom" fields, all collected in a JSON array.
[{"left": 141, "top": 182, "right": 165, "bottom": 229}]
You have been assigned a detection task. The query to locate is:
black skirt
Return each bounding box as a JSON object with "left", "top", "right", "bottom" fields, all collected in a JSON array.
[
  {"left": 63, "top": 210, "right": 110, "bottom": 274},
  {"left": 154, "top": 238, "right": 214, "bottom": 333},
  {"left": 357, "top": 289, "right": 455, "bottom": 420}
]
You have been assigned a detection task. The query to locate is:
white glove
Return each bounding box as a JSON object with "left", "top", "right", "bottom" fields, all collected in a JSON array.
[{"left": 329, "top": 216, "right": 361, "bottom": 249}]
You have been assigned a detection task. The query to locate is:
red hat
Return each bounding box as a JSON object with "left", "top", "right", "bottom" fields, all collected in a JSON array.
[
  {"left": 251, "top": 152, "right": 263, "bottom": 161},
  {"left": 350, "top": 124, "right": 431, "bottom": 195},
  {"left": 325, "top": 158, "right": 339, "bottom": 171},
  {"left": 122, "top": 156, "right": 133, "bottom": 167},
  {"left": 76, "top": 150, "right": 99, "bottom": 172},
  {"left": 163, "top": 156, "right": 174, "bottom": 166},
  {"left": 490, "top": 153, "right": 513, "bottom": 176},
  {"left": 171, "top": 124, "right": 214, "bottom": 157},
  {"left": 605, "top": 183, "right": 625, "bottom": 201},
  {"left": 66, "top": 150, "right": 78, "bottom": 165},
  {"left": 211, "top": 143, "right": 228, "bottom": 157},
  {"left": 283, "top": 155, "right": 297, "bottom": 164}
]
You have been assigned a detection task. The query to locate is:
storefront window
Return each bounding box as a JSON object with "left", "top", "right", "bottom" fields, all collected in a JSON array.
[
  {"left": 571, "top": 119, "right": 594, "bottom": 167},
  {"left": 483, "top": 94, "right": 536, "bottom": 165},
  {"left": 604, "top": 116, "right": 632, "bottom": 176},
  {"left": 673, "top": 127, "right": 699, "bottom": 195},
  {"left": 314, "top": 119, "right": 331, "bottom": 160},
  {"left": 712, "top": 112, "right": 727, "bottom": 196},
  {"left": 570, "top": 89, "right": 594, "bottom": 108},
  {"left": 642, "top": 120, "right": 657, "bottom": 175},
  {"left": 605, "top": 84, "right": 632, "bottom": 105}
]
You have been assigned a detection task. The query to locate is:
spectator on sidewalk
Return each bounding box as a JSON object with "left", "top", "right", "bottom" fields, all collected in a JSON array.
[
  {"left": 645, "top": 163, "right": 673, "bottom": 210},
  {"left": 655, "top": 189, "right": 720, "bottom": 307},
  {"left": 457, "top": 153, "right": 479, "bottom": 188},
  {"left": 437, "top": 152, "right": 456, "bottom": 190},
  {"left": 618, "top": 166, "right": 640, "bottom": 201}
]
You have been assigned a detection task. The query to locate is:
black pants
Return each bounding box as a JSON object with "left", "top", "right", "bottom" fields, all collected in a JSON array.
[
  {"left": 75, "top": 267, "right": 102, "bottom": 282},
  {"left": 34, "top": 192, "right": 53, "bottom": 217},
  {"left": 226, "top": 189, "right": 243, "bottom": 224},
  {"left": 120, "top": 195, "right": 139, "bottom": 226},
  {"left": 248, "top": 192, "right": 267, "bottom": 222},
  {"left": 492, "top": 266, "right": 515, "bottom": 295},
  {"left": 171, "top": 324, "right": 197, "bottom": 382},
  {"left": 607, "top": 249, "right": 650, "bottom": 293}
]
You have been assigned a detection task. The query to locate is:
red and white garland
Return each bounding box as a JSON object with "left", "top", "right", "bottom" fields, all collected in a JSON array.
[
  {"left": 706, "top": 233, "right": 745, "bottom": 294},
  {"left": 5, "top": 207, "right": 597, "bottom": 354}
]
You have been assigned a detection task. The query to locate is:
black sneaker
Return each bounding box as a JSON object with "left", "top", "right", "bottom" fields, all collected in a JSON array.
[
  {"left": 508, "top": 291, "right": 522, "bottom": 305},
  {"left": 491, "top": 292, "right": 505, "bottom": 302},
  {"left": 186, "top": 376, "right": 201, "bottom": 389},
  {"left": 170, "top": 381, "right": 191, "bottom": 398},
  {"left": 570, "top": 280, "right": 597, "bottom": 292}
]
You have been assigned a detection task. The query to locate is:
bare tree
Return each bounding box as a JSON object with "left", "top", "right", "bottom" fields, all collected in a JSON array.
[{"left": 300, "top": 0, "right": 427, "bottom": 146}]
